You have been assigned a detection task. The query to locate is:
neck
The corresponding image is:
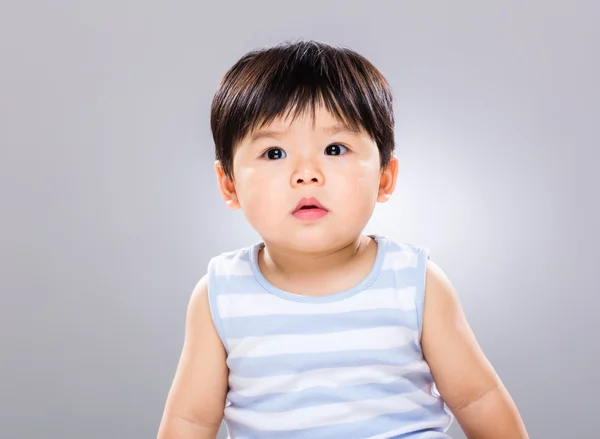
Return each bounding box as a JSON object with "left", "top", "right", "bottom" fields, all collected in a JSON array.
[{"left": 259, "top": 234, "right": 374, "bottom": 279}]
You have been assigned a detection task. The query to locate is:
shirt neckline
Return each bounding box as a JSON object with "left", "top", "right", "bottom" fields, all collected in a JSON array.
[{"left": 248, "top": 234, "right": 388, "bottom": 303}]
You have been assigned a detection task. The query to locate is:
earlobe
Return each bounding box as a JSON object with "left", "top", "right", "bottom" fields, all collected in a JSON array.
[
  {"left": 377, "top": 155, "right": 399, "bottom": 203},
  {"left": 214, "top": 160, "right": 240, "bottom": 210}
]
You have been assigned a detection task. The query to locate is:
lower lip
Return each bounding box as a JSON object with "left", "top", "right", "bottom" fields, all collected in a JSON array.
[{"left": 292, "top": 208, "right": 328, "bottom": 220}]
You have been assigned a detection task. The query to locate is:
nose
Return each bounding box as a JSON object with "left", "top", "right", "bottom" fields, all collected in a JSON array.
[{"left": 291, "top": 161, "right": 325, "bottom": 187}]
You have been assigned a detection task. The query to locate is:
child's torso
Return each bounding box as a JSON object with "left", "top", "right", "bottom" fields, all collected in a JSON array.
[{"left": 206, "top": 235, "right": 453, "bottom": 439}]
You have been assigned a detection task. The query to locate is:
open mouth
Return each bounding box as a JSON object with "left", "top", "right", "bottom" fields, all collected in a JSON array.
[{"left": 293, "top": 197, "right": 327, "bottom": 212}]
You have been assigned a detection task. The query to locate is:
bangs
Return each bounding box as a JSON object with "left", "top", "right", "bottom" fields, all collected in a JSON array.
[
  {"left": 250, "top": 84, "right": 361, "bottom": 136},
  {"left": 211, "top": 40, "right": 395, "bottom": 177}
]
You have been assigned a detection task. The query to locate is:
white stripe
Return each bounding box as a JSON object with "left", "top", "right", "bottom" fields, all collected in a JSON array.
[
  {"left": 224, "top": 388, "right": 440, "bottom": 432},
  {"left": 366, "top": 418, "right": 452, "bottom": 439},
  {"left": 228, "top": 326, "right": 416, "bottom": 359},
  {"left": 381, "top": 249, "right": 418, "bottom": 270},
  {"left": 213, "top": 260, "right": 253, "bottom": 276},
  {"left": 218, "top": 286, "right": 417, "bottom": 318},
  {"left": 229, "top": 362, "right": 431, "bottom": 397}
]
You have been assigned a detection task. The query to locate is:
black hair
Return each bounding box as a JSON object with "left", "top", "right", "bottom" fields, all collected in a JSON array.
[{"left": 210, "top": 40, "right": 395, "bottom": 178}]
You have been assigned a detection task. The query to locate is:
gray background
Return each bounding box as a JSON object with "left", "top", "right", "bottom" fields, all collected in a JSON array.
[{"left": 1, "top": 1, "right": 598, "bottom": 438}]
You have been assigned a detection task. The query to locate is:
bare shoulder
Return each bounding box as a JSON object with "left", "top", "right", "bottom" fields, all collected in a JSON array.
[
  {"left": 183, "top": 275, "right": 223, "bottom": 352},
  {"left": 186, "top": 275, "right": 215, "bottom": 326},
  {"left": 421, "top": 260, "right": 529, "bottom": 438},
  {"left": 157, "top": 275, "right": 229, "bottom": 438}
]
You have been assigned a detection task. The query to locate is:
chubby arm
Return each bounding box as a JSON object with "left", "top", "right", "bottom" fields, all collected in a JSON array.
[
  {"left": 157, "top": 276, "right": 229, "bottom": 439},
  {"left": 421, "top": 260, "right": 529, "bottom": 439}
]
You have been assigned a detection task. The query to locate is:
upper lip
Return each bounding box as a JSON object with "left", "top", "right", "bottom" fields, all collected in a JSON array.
[{"left": 293, "top": 197, "right": 328, "bottom": 212}]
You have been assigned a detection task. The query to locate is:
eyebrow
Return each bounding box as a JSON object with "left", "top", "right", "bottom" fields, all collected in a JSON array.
[
  {"left": 321, "top": 123, "right": 361, "bottom": 136},
  {"left": 249, "top": 123, "right": 360, "bottom": 143}
]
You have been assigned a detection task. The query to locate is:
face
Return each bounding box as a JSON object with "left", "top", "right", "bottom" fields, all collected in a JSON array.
[{"left": 215, "top": 106, "right": 398, "bottom": 253}]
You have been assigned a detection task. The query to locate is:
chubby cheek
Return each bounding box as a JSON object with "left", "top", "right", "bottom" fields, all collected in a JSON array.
[
  {"left": 235, "top": 167, "right": 287, "bottom": 227},
  {"left": 335, "top": 161, "right": 381, "bottom": 212}
]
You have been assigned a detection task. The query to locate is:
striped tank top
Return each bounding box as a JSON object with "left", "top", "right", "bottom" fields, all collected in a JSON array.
[{"left": 206, "top": 235, "right": 454, "bottom": 438}]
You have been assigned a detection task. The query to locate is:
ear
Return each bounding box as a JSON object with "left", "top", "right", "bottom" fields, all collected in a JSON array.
[
  {"left": 377, "top": 155, "right": 398, "bottom": 203},
  {"left": 214, "top": 160, "right": 240, "bottom": 210}
]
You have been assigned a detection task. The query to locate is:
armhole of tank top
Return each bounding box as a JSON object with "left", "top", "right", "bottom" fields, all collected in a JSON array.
[
  {"left": 206, "top": 257, "right": 230, "bottom": 355},
  {"left": 415, "top": 246, "right": 430, "bottom": 344}
]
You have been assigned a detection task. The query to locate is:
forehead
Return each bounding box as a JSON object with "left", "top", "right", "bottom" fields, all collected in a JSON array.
[{"left": 247, "top": 107, "right": 362, "bottom": 143}]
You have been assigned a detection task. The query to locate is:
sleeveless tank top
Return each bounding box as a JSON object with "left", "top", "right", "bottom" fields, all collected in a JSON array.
[{"left": 206, "top": 235, "right": 454, "bottom": 439}]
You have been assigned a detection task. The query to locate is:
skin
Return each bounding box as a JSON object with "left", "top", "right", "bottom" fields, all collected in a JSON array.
[
  {"left": 217, "top": 106, "right": 397, "bottom": 295},
  {"left": 157, "top": 105, "right": 529, "bottom": 439}
]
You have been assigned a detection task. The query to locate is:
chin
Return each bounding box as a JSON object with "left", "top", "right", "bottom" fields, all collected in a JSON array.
[{"left": 273, "top": 228, "right": 358, "bottom": 254}]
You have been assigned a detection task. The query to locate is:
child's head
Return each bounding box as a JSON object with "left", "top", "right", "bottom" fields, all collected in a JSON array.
[{"left": 210, "top": 40, "right": 398, "bottom": 253}]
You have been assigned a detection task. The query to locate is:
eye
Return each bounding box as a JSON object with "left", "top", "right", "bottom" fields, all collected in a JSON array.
[
  {"left": 262, "top": 148, "right": 287, "bottom": 160},
  {"left": 324, "top": 144, "right": 348, "bottom": 156}
]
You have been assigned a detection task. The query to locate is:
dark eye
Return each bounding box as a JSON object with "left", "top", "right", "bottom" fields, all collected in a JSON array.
[
  {"left": 262, "top": 148, "right": 287, "bottom": 160},
  {"left": 325, "top": 144, "right": 348, "bottom": 156}
]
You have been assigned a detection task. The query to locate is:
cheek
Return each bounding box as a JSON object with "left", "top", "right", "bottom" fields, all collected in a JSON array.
[
  {"left": 337, "top": 159, "right": 381, "bottom": 197},
  {"left": 235, "top": 167, "right": 286, "bottom": 216}
]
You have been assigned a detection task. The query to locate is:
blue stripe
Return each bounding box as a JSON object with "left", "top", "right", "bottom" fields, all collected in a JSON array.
[
  {"left": 227, "top": 345, "right": 422, "bottom": 378},
  {"left": 221, "top": 308, "right": 418, "bottom": 338},
  {"left": 228, "top": 373, "right": 433, "bottom": 412},
  {"left": 215, "top": 268, "right": 418, "bottom": 295},
  {"left": 225, "top": 403, "right": 451, "bottom": 439}
]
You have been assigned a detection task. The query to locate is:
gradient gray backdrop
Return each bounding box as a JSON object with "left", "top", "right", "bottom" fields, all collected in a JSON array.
[{"left": 2, "top": 1, "right": 598, "bottom": 438}]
